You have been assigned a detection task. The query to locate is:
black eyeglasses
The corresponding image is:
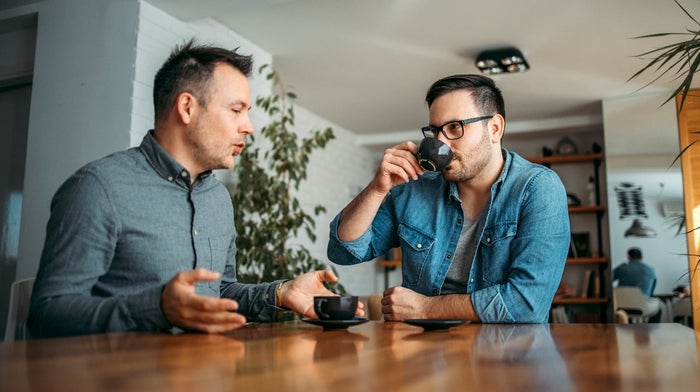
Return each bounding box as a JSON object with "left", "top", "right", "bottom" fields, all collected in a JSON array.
[{"left": 421, "top": 115, "right": 493, "bottom": 140}]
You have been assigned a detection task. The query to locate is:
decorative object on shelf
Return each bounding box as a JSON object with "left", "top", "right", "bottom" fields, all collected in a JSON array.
[
  {"left": 592, "top": 142, "right": 603, "bottom": 154},
  {"left": 542, "top": 146, "right": 553, "bottom": 157},
  {"left": 571, "top": 232, "right": 592, "bottom": 257},
  {"left": 567, "top": 193, "right": 581, "bottom": 206},
  {"left": 586, "top": 176, "right": 596, "bottom": 205},
  {"left": 555, "top": 282, "right": 576, "bottom": 298},
  {"left": 624, "top": 218, "right": 658, "bottom": 238},
  {"left": 555, "top": 136, "right": 579, "bottom": 155}
]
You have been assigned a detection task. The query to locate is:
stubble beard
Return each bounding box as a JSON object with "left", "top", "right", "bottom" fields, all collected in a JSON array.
[
  {"left": 442, "top": 132, "right": 491, "bottom": 183},
  {"left": 189, "top": 118, "right": 233, "bottom": 172}
]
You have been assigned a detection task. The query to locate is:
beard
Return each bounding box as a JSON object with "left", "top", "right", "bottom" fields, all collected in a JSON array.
[
  {"left": 441, "top": 129, "right": 492, "bottom": 183},
  {"left": 188, "top": 117, "right": 235, "bottom": 172}
]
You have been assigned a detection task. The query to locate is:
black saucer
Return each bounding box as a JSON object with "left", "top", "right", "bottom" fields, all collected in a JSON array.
[
  {"left": 403, "top": 319, "right": 470, "bottom": 331},
  {"left": 301, "top": 317, "right": 369, "bottom": 330}
]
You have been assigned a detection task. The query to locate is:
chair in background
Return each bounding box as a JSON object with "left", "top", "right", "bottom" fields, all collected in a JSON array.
[
  {"left": 4, "top": 277, "right": 34, "bottom": 341},
  {"left": 613, "top": 286, "right": 660, "bottom": 323},
  {"left": 672, "top": 296, "right": 693, "bottom": 327},
  {"left": 359, "top": 294, "right": 383, "bottom": 321}
]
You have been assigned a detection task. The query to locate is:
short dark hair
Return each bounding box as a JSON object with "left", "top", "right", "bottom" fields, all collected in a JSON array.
[
  {"left": 628, "top": 247, "right": 642, "bottom": 259},
  {"left": 425, "top": 74, "right": 506, "bottom": 120},
  {"left": 153, "top": 39, "right": 253, "bottom": 126}
]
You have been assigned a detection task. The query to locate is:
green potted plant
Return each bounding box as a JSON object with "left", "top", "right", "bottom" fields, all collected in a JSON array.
[
  {"left": 229, "top": 64, "right": 346, "bottom": 295},
  {"left": 629, "top": 0, "right": 700, "bottom": 111}
]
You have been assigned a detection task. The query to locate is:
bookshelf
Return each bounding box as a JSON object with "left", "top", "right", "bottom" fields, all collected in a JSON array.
[{"left": 528, "top": 152, "right": 612, "bottom": 323}]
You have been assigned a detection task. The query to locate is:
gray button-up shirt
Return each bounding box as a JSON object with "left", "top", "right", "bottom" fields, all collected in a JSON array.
[{"left": 29, "top": 131, "right": 279, "bottom": 337}]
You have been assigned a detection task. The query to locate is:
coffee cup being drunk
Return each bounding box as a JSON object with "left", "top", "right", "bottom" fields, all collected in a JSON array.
[{"left": 417, "top": 137, "right": 454, "bottom": 172}]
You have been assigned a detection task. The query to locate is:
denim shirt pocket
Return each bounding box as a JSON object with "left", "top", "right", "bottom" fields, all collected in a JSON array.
[
  {"left": 398, "top": 223, "right": 435, "bottom": 287},
  {"left": 208, "top": 235, "right": 231, "bottom": 292},
  {"left": 479, "top": 222, "right": 517, "bottom": 284}
]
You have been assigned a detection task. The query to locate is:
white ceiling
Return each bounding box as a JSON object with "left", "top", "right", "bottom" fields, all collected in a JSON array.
[
  {"left": 4, "top": 0, "right": 697, "bottom": 145},
  {"left": 145, "top": 0, "right": 699, "bottom": 145}
]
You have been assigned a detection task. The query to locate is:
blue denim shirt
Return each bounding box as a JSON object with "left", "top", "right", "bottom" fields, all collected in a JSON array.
[
  {"left": 328, "top": 149, "right": 570, "bottom": 323},
  {"left": 613, "top": 260, "right": 657, "bottom": 296},
  {"left": 29, "top": 131, "right": 281, "bottom": 338}
]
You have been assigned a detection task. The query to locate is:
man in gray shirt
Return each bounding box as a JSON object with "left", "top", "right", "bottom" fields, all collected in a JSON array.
[{"left": 28, "top": 40, "right": 355, "bottom": 338}]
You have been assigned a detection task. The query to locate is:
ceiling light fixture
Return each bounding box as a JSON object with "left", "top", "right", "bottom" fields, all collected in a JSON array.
[{"left": 475, "top": 47, "right": 529, "bottom": 75}]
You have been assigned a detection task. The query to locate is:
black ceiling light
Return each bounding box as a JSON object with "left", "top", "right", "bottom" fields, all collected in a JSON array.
[{"left": 475, "top": 47, "right": 529, "bottom": 75}]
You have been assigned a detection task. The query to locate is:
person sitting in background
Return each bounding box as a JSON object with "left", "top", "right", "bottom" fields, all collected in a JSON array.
[
  {"left": 613, "top": 247, "right": 656, "bottom": 296},
  {"left": 613, "top": 247, "right": 662, "bottom": 322}
]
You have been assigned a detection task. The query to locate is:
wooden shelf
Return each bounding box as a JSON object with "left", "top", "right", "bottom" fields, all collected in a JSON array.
[
  {"left": 569, "top": 205, "right": 605, "bottom": 214},
  {"left": 528, "top": 153, "right": 603, "bottom": 165},
  {"left": 567, "top": 256, "right": 608, "bottom": 264},
  {"left": 380, "top": 259, "right": 401, "bottom": 268},
  {"left": 528, "top": 150, "right": 611, "bottom": 323}
]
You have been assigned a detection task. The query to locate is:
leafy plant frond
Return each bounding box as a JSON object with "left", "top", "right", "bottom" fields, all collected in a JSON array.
[
  {"left": 230, "top": 65, "right": 342, "bottom": 294},
  {"left": 628, "top": 0, "right": 700, "bottom": 110}
]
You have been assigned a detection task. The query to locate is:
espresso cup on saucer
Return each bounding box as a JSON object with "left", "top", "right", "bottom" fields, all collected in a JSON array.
[
  {"left": 417, "top": 138, "right": 454, "bottom": 172},
  {"left": 313, "top": 296, "right": 358, "bottom": 320}
]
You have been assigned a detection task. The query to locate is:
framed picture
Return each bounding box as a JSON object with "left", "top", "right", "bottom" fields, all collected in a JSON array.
[{"left": 571, "top": 232, "right": 591, "bottom": 258}]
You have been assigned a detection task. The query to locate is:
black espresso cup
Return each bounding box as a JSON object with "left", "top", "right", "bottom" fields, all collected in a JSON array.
[
  {"left": 417, "top": 137, "right": 454, "bottom": 172},
  {"left": 313, "top": 296, "right": 358, "bottom": 320}
]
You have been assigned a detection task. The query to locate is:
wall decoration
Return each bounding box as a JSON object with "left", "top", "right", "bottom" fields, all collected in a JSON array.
[{"left": 614, "top": 182, "right": 648, "bottom": 219}]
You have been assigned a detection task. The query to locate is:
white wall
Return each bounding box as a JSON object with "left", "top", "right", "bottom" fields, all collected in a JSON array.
[
  {"left": 10, "top": 0, "right": 379, "bottom": 295},
  {"left": 602, "top": 92, "right": 688, "bottom": 293},
  {"left": 16, "top": 0, "right": 139, "bottom": 279}
]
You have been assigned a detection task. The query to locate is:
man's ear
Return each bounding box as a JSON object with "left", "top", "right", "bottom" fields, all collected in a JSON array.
[
  {"left": 175, "top": 92, "right": 197, "bottom": 125},
  {"left": 490, "top": 113, "right": 505, "bottom": 142}
]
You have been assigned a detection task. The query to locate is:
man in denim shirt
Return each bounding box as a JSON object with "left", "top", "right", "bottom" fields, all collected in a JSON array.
[
  {"left": 613, "top": 247, "right": 657, "bottom": 297},
  {"left": 327, "top": 74, "right": 569, "bottom": 323},
  {"left": 28, "top": 41, "right": 356, "bottom": 338}
]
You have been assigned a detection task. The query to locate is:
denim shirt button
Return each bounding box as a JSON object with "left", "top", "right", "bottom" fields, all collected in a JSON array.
[
  {"left": 417, "top": 243, "right": 422, "bottom": 249},
  {"left": 167, "top": 176, "right": 174, "bottom": 182},
  {"left": 486, "top": 237, "right": 492, "bottom": 244},
  {"left": 457, "top": 219, "right": 463, "bottom": 225},
  {"left": 446, "top": 254, "right": 452, "bottom": 259}
]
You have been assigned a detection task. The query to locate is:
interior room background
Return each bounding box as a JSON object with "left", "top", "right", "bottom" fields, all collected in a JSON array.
[{"left": 0, "top": 0, "right": 687, "bottom": 336}]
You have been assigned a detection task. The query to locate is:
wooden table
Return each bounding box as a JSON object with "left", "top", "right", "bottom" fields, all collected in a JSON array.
[{"left": 2, "top": 321, "right": 699, "bottom": 391}]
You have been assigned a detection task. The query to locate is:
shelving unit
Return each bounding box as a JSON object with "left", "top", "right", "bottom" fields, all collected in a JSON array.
[{"left": 528, "top": 152, "right": 611, "bottom": 323}]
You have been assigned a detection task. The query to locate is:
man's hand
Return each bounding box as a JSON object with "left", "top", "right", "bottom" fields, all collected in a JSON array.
[
  {"left": 161, "top": 268, "right": 247, "bottom": 333},
  {"left": 372, "top": 141, "right": 424, "bottom": 195},
  {"left": 381, "top": 286, "right": 479, "bottom": 321},
  {"left": 380, "top": 286, "right": 431, "bottom": 321},
  {"left": 337, "top": 141, "right": 423, "bottom": 242},
  {"left": 279, "top": 269, "right": 365, "bottom": 319}
]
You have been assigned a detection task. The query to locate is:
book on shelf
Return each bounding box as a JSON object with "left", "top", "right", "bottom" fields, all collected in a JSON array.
[
  {"left": 592, "top": 274, "right": 600, "bottom": 298},
  {"left": 581, "top": 270, "right": 593, "bottom": 298},
  {"left": 550, "top": 305, "right": 570, "bottom": 323}
]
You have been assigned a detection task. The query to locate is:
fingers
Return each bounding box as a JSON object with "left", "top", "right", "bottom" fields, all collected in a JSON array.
[
  {"left": 162, "top": 269, "right": 246, "bottom": 333},
  {"left": 376, "top": 141, "right": 424, "bottom": 187},
  {"left": 176, "top": 268, "right": 221, "bottom": 284},
  {"left": 166, "top": 295, "right": 246, "bottom": 333},
  {"left": 355, "top": 300, "right": 366, "bottom": 317},
  {"left": 316, "top": 269, "right": 338, "bottom": 283}
]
